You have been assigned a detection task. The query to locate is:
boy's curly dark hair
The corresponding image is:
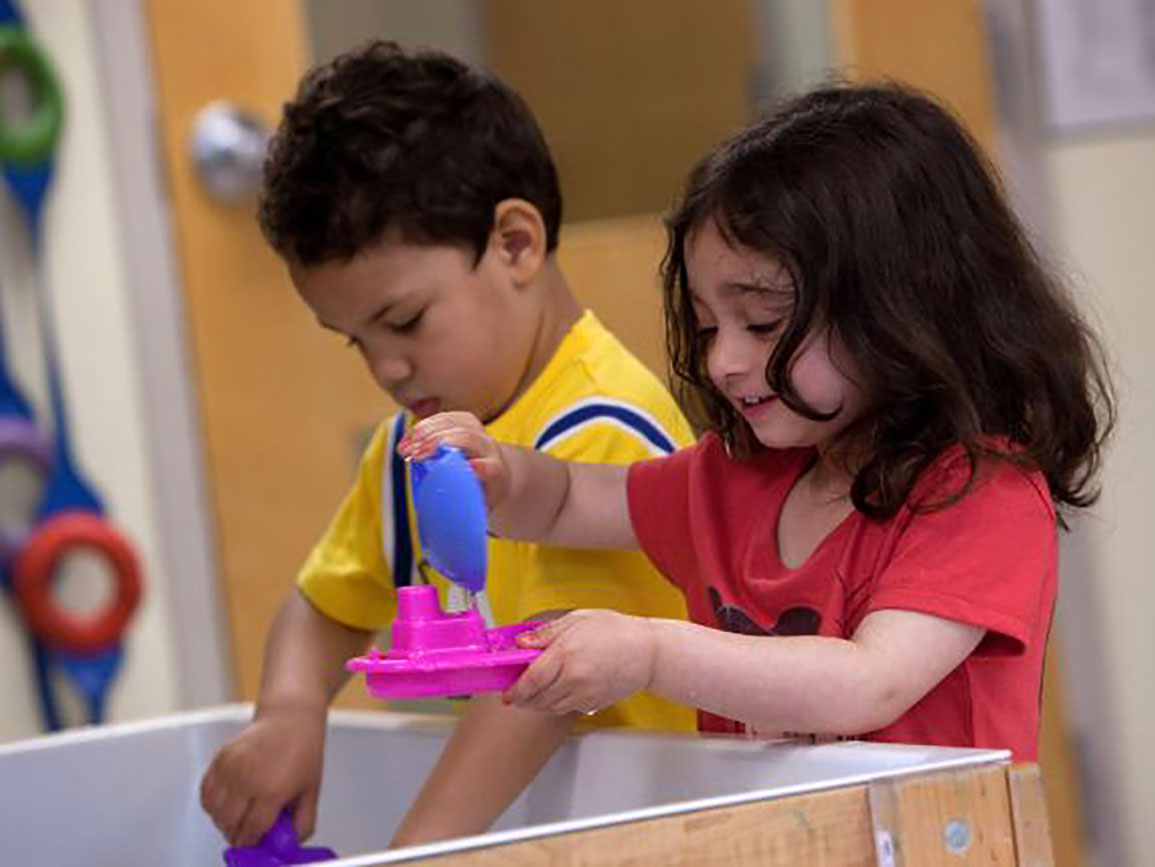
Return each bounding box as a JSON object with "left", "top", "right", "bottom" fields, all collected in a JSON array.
[
  {"left": 662, "top": 82, "right": 1115, "bottom": 522},
  {"left": 258, "top": 40, "right": 562, "bottom": 265}
]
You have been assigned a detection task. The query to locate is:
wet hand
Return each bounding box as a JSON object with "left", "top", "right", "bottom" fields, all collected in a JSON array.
[
  {"left": 399, "top": 412, "right": 511, "bottom": 508},
  {"left": 505, "top": 610, "right": 656, "bottom": 715}
]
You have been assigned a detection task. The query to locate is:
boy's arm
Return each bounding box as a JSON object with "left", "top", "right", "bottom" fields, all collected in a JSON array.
[
  {"left": 390, "top": 694, "right": 575, "bottom": 847},
  {"left": 201, "top": 590, "right": 375, "bottom": 846},
  {"left": 391, "top": 607, "right": 577, "bottom": 847},
  {"left": 256, "top": 588, "right": 375, "bottom": 715}
]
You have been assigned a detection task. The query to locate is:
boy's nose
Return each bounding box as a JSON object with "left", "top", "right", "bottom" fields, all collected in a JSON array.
[{"left": 371, "top": 352, "right": 413, "bottom": 388}]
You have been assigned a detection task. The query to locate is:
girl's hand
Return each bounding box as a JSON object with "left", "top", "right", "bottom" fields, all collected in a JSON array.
[
  {"left": 399, "top": 412, "right": 511, "bottom": 508},
  {"left": 505, "top": 610, "right": 657, "bottom": 715}
]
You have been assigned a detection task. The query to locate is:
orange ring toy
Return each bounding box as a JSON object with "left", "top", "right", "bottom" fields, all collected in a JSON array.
[{"left": 12, "top": 511, "right": 142, "bottom": 652}]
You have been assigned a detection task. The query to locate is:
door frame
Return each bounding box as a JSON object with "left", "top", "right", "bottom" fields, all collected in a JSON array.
[{"left": 89, "top": 0, "right": 230, "bottom": 707}]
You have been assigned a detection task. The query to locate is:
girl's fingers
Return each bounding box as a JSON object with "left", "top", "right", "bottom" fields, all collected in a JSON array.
[
  {"left": 516, "top": 620, "right": 559, "bottom": 649},
  {"left": 507, "top": 649, "right": 563, "bottom": 706},
  {"left": 518, "top": 613, "right": 585, "bottom": 648},
  {"left": 538, "top": 688, "right": 585, "bottom": 716},
  {"left": 401, "top": 412, "right": 483, "bottom": 454},
  {"left": 401, "top": 422, "right": 487, "bottom": 461},
  {"left": 531, "top": 679, "right": 585, "bottom": 714}
]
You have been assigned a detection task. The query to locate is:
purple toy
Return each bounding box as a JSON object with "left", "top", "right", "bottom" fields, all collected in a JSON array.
[
  {"left": 346, "top": 445, "right": 542, "bottom": 698},
  {"left": 223, "top": 810, "right": 336, "bottom": 865}
]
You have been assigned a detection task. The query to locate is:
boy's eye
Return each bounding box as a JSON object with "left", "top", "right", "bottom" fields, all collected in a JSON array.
[
  {"left": 345, "top": 335, "right": 362, "bottom": 350},
  {"left": 389, "top": 309, "right": 425, "bottom": 334}
]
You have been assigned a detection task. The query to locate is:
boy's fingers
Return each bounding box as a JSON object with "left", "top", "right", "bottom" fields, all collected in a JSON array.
[
  {"left": 221, "top": 795, "right": 254, "bottom": 846},
  {"left": 294, "top": 788, "right": 319, "bottom": 841},
  {"left": 199, "top": 771, "right": 219, "bottom": 816},
  {"left": 237, "top": 800, "right": 280, "bottom": 848}
]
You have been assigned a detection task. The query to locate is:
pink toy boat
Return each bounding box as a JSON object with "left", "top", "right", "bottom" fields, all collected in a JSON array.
[
  {"left": 346, "top": 446, "right": 541, "bottom": 699},
  {"left": 346, "top": 585, "right": 541, "bottom": 698}
]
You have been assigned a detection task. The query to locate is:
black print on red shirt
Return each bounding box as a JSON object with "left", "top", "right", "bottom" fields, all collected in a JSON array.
[
  {"left": 708, "top": 587, "right": 821, "bottom": 637},
  {"left": 708, "top": 587, "right": 845, "bottom": 742}
]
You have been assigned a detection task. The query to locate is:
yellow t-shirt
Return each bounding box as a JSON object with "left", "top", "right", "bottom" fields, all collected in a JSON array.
[{"left": 298, "top": 310, "right": 695, "bottom": 731}]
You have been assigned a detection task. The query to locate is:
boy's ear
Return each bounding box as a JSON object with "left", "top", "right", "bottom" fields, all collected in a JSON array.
[{"left": 491, "top": 198, "right": 547, "bottom": 285}]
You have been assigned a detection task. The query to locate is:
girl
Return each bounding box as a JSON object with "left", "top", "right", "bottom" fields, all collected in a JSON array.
[{"left": 400, "top": 83, "right": 1113, "bottom": 760}]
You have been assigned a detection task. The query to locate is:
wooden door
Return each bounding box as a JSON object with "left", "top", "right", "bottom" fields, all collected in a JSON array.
[
  {"left": 831, "top": 1, "right": 1086, "bottom": 863},
  {"left": 143, "top": 0, "right": 390, "bottom": 700},
  {"left": 483, "top": 0, "right": 755, "bottom": 222}
]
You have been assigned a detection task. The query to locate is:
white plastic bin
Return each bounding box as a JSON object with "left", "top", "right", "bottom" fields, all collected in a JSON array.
[{"left": 0, "top": 705, "right": 1008, "bottom": 866}]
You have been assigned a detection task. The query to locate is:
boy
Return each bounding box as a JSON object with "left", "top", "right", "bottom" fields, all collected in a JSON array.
[{"left": 199, "top": 40, "right": 694, "bottom": 848}]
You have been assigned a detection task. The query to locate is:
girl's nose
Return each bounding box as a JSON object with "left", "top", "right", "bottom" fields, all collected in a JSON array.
[{"left": 708, "top": 332, "right": 755, "bottom": 381}]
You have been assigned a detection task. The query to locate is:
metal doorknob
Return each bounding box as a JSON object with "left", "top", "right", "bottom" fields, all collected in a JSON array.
[{"left": 189, "top": 101, "right": 270, "bottom": 204}]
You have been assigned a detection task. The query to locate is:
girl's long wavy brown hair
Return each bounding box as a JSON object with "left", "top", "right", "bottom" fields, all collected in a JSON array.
[{"left": 663, "top": 83, "right": 1114, "bottom": 522}]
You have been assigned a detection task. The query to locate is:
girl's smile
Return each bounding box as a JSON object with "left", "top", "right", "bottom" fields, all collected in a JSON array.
[{"left": 735, "top": 393, "right": 778, "bottom": 419}]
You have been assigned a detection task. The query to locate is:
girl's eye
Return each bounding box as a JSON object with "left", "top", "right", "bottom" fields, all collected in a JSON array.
[
  {"left": 390, "top": 310, "right": 426, "bottom": 334},
  {"left": 696, "top": 326, "right": 718, "bottom": 341},
  {"left": 748, "top": 319, "right": 784, "bottom": 336}
]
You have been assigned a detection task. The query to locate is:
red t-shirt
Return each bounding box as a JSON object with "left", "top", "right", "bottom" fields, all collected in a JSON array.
[{"left": 627, "top": 434, "right": 1057, "bottom": 760}]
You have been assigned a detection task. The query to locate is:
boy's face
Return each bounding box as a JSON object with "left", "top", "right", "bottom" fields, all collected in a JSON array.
[
  {"left": 685, "top": 218, "right": 869, "bottom": 452},
  {"left": 292, "top": 231, "right": 537, "bottom": 423}
]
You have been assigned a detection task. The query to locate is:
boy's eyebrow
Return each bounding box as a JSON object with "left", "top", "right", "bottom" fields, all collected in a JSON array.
[{"left": 317, "top": 300, "right": 397, "bottom": 334}]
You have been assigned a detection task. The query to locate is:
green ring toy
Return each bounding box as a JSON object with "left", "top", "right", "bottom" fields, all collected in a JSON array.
[{"left": 0, "top": 25, "right": 63, "bottom": 164}]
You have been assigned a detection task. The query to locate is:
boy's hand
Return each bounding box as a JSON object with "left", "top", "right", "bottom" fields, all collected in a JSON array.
[
  {"left": 400, "top": 412, "right": 511, "bottom": 508},
  {"left": 199, "top": 707, "right": 325, "bottom": 846},
  {"left": 505, "top": 610, "right": 657, "bottom": 715}
]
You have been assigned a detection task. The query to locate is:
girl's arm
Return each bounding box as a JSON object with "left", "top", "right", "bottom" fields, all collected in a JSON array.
[
  {"left": 512, "top": 608, "right": 984, "bottom": 734},
  {"left": 401, "top": 412, "right": 638, "bottom": 549}
]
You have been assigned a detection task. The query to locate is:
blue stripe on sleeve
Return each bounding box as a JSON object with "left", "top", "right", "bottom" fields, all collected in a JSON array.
[{"left": 534, "top": 402, "right": 676, "bottom": 454}]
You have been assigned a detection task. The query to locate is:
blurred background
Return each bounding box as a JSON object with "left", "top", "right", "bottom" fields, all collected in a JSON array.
[{"left": 0, "top": 1, "right": 1150, "bottom": 864}]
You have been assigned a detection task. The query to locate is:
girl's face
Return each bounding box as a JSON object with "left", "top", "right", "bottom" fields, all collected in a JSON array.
[{"left": 685, "top": 218, "right": 869, "bottom": 454}]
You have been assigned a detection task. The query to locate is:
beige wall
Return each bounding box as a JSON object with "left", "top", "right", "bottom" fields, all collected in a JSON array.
[
  {"left": 0, "top": 0, "right": 178, "bottom": 739},
  {"left": 1046, "top": 133, "right": 1155, "bottom": 867}
]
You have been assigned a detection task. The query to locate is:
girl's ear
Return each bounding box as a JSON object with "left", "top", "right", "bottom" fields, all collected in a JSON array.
[{"left": 490, "top": 198, "right": 548, "bottom": 286}]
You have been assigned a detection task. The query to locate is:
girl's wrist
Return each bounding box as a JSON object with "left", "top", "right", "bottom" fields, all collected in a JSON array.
[{"left": 642, "top": 617, "right": 677, "bottom": 694}]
